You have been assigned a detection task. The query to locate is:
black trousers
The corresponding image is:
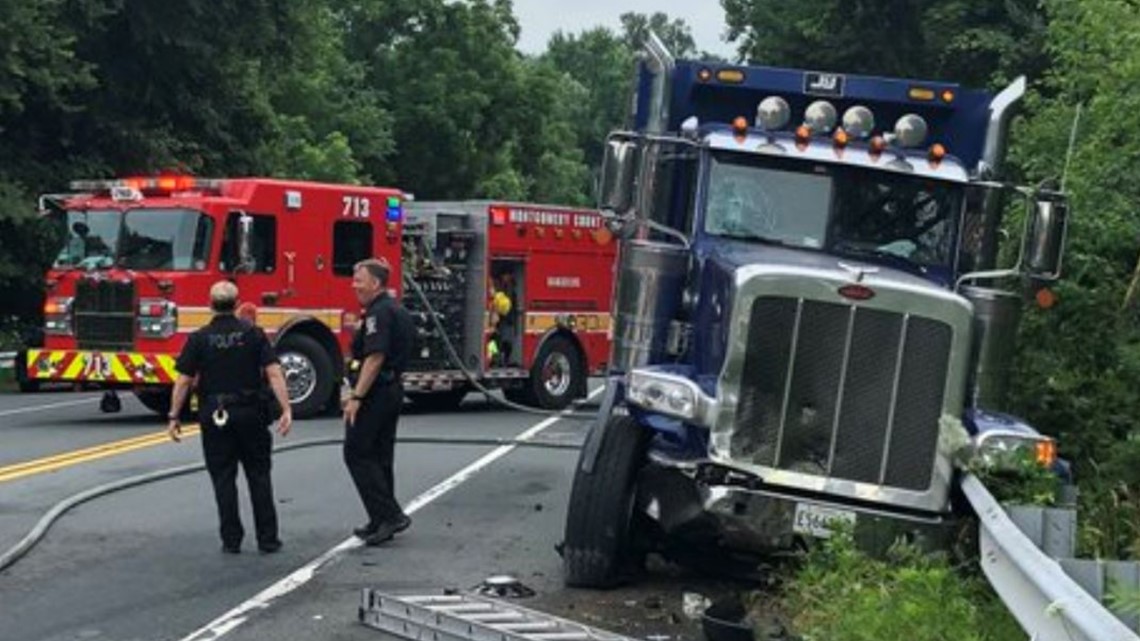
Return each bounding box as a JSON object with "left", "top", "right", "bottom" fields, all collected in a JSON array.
[
  {"left": 200, "top": 411, "right": 278, "bottom": 547},
  {"left": 343, "top": 381, "right": 405, "bottom": 526}
]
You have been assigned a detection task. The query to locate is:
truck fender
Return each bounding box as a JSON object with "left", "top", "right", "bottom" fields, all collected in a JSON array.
[{"left": 275, "top": 316, "right": 344, "bottom": 379}]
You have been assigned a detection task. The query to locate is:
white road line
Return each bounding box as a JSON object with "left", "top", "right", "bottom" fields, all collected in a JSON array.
[
  {"left": 0, "top": 398, "right": 98, "bottom": 418},
  {"left": 180, "top": 388, "right": 603, "bottom": 641}
]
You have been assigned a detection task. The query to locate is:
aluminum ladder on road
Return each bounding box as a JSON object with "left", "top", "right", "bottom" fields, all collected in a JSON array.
[{"left": 359, "top": 590, "right": 637, "bottom": 641}]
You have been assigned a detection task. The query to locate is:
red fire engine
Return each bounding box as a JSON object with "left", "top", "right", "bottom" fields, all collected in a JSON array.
[
  {"left": 399, "top": 201, "right": 615, "bottom": 410},
  {"left": 18, "top": 178, "right": 616, "bottom": 417}
]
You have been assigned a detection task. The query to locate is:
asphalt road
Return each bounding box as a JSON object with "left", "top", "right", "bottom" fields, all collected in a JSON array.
[{"left": 0, "top": 388, "right": 599, "bottom": 641}]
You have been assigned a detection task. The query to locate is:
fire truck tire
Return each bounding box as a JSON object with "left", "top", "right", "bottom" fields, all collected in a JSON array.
[
  {"left": 276, "top": 333, "right": 335, "bottom": 420},
  {"left": 562, "top": 414, "right": 650, "bottom": 588},
  {"left": 529, "top": 335, "right": 584, "bottom": 410}
]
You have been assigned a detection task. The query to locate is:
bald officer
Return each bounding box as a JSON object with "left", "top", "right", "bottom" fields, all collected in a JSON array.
[{"left": 168, "top": 281, "right": 293, "bottom": 554}]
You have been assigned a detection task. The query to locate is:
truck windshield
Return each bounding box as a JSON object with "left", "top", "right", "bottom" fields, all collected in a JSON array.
[
  {"left": 703, "top": 151, "right": 963, "bottom": 268},
  {"left": 118, "top": 208, "right": 214, "bottom": 271},
  {"left": 52, "top": 209, "right": 123, "bottom": 270}
]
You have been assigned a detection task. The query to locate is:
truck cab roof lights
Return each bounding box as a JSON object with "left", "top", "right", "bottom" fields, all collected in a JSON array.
[
  {"left": 70, "top": 176, "right": 223, "bottom": 194},
  {"left": 832, "top": 127, "right": 850, "bottom": 149},
  {"left": 892, "top": 114, "right": 929, "bottom": 148},
  {"left": 756, "top": 96, "right": 791, "bottom": 131},
  {"left": 803, "top": 100, "right": 837, "bottom": 134},
  {"left": 928, "top": 143, "right": 948, "bottom": 165},
  {"left": 869, "top": 135, "right": 888, "bottom": 157},
  {"left": 841, "top": 105, "right": 875, "bottom": 139},
  {"left": 732, "top": 116, "right": 749, "bottom": 140}
]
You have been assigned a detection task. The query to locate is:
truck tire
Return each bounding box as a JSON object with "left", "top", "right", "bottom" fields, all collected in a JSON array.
[
  {"left": 562, "top": 414, "right": 650, "bottom": 588},
  {"left": 527, "top": 335, "right": 583, "bottom": 410},
  {"left": 407, "top": 388, "right": 468, "bottom": 411},
  {"left": 276, "top": 333, "right": 334, "bottom": 420}
]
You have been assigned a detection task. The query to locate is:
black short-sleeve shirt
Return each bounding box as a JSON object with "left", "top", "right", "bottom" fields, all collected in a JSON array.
[
  {"left": 175, "top": 315, "right": 278, "bottom": 395},
  {"left": 352, "top": 292, "right": 412, "bottom": 385}
]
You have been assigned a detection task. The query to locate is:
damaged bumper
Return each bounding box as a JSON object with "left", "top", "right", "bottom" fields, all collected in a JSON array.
[{"left": 637, "top": 462, "right": 957, "bottom": 556}]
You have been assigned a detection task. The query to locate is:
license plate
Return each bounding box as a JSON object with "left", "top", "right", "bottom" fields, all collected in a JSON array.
[{"left": 792, "top": 502, "right": 856, "bottom": 538}]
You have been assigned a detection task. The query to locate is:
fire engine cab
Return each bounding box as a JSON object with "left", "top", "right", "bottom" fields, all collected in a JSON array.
[
  {"left": 400, "top": 201, "right": 616, "bottom": 410},
  {"left": 20, "top": 176, "right": 405, "bottom": 419}
]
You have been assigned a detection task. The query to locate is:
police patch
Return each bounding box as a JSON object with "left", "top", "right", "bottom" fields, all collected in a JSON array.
[{"left": 366, "top": 316, "right": 377, "bottom": 335}]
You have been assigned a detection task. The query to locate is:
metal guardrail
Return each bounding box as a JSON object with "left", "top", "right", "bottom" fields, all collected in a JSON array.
[{"left": 962, "top": 474, "right": 1140, "bottom": 641}]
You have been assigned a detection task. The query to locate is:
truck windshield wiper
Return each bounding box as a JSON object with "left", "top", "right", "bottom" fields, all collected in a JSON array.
[{"left": 718, "top": 233, "right": 791, "bottom": 248}]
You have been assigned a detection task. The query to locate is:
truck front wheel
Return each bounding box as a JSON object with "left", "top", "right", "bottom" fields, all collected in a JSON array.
[
  {"left": 276, "top": 333, "right": 334, "bottom": 419},
  {"left": 527, "top": 335, "right": 583, "bottom": 410},
  {"left": 562, "top": 414, "right": 650, "bottom": 588}
]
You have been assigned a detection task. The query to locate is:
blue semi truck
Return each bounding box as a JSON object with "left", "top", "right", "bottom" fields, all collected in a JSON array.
[{"left": 561, "top": 35, "right": 1070, "bottom": 587}]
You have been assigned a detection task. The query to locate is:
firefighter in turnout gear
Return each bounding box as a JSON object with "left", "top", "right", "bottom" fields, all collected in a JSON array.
[
  {"left": 343, "top": 258, "right": 415, "bottom": 545},
  {"left": 167, "top": 281, "right": 292, "bottom": 554}
]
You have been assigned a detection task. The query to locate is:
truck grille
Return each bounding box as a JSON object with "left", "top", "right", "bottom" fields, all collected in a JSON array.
[
  {"left": 733, "top": 297, "right": 951, "bottom": 492},
  {"left": 75, "top": 279, "right": 136, "bottom": 351}
]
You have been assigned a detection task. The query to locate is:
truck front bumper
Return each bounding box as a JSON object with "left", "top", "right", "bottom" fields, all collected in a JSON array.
[
  {"left": 24, "top": 349, "right": 178, "bottom": 386},
  {"left": 637, "top": 463, "right": 957, "bottom": 557}
]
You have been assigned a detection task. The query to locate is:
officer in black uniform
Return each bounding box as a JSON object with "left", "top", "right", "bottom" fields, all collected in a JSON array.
[
  {"left": 342, "top": 258, "right": 414, "bottom": 546},
  {"left": 167, "top": 281, "right": 293, "bottom": 554}
]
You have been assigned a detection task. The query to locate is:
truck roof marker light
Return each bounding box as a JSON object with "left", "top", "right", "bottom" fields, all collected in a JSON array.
[
  {"left": 698, "top": 68, "right": 713, "bottom": 82},
  {"left": 794, "top": 125, "right": 811, "bottom": 150},
  {"left": 893, "top": 114, "right": 928, "bottom": 148},
  {"left": 756, "top": 96, "right": 790, "bottom": 131},
  {"left": 593, "top": 227, "right": 613, "bottom": 245},
  {"left": 832, "top": 128, "right": 850, "bottom": 149},
  {"left": 941, "top": 89, "right": 955, "bottom": 103},
  {"left": 869, "top": 136, "right": 888, "bottom": 160},
  {"left": 732, "top": 116, "right": 749, "bottom": 141},
  {"left": 716, "top": 69, "right": 746, "bottom": 84},
  {"left": 842, "top": 106, "right": 875, "bottom": 139},
  {"left": 928, "top": 143, "right": 947, "bottom": 165},
  {"left": 908, "top": 87, "right": 935, "bottom": 101}
]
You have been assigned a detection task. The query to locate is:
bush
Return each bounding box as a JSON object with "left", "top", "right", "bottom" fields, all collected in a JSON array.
[{"left": 779, "top": 533, "right": 1022, "bottom": 641}]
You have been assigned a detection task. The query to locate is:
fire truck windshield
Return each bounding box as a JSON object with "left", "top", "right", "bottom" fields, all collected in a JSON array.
[
  {"left": 52, "top": 209, "right": 122, "bottom": 270},
  {"left": 50, "top": 207, "right": 214, "bottom": 272},
  {"left": 703, "top": 151, "right": 963, "bottom": 269},
  {"left": 117, "top": 208, "right": 214, "bottom": 271}
]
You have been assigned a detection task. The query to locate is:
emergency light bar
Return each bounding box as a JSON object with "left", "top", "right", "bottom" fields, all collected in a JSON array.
[{"left": 70, "top": 176, "right": 223, "bottom": 194}]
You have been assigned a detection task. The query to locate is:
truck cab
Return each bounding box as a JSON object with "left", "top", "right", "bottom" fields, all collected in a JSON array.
[{"left": 561, "top": 35, "right": 1070, "bottom": 587}]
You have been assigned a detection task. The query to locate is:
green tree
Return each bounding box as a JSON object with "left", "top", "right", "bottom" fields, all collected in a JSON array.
[{"left": 619, "top": 11, "right": 698, "bottom": 58}]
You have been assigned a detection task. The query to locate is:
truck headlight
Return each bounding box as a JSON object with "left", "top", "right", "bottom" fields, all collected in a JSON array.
[
  {"left": 43, "top": 297, "right": 74, "bottom": 336},
  {"left": 626, "top": 370, "right": 711, "bottom": 422},
  {"left": 973, "top": 430, "right": 1058, "bottom": 468}
]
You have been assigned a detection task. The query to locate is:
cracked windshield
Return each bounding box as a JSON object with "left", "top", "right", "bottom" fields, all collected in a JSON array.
[{"left": 704, "top": 151, "right": 961, "bottom": 268}]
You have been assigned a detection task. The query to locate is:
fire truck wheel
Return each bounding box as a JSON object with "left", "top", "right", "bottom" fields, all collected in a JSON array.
[
  {"left": 530, "top": 335, "right": 583, "bottom": 410},
  {"left": 276, "top": 333, "right": 335, "bottom": 420},
  {"left": 562, "top": 414, "right": 650, "bottom": 588}
]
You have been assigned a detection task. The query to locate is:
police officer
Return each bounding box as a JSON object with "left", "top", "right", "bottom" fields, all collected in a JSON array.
[
  {"left": 167, "top": 281, "right": 293, "bottom": 554},
  {"left": 343, "top": 258, "right": 414, "bottom": 546}
]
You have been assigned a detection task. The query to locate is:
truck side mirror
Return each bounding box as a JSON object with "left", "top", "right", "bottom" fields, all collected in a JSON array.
[
  {"left": 599, "top": 134, "right": 640, "bottom": 216},
  {"left": 236, "top": 212, "right": 255, "bottom": 273},
  {"left": 1024, "top": 190, "right": 1068, "bottom": 281}
]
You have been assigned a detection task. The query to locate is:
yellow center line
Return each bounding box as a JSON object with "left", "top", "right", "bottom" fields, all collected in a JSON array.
[{"left": 0, "top": 425, "right": 201, "bottom": 484}]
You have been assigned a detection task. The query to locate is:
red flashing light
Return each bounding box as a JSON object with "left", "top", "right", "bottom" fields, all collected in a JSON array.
[{"left": 491, "top": 207, "right": 508, "bottom": 226}]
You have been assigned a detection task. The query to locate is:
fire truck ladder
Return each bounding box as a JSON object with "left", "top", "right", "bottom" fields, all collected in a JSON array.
[{"left": 359, "top": 590, "right": 636, "bottom": 641}]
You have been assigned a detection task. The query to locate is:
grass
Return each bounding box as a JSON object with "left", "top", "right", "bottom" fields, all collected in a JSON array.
[{"left": 771, "top": 532, "right": 1023, "bottom": 641}]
